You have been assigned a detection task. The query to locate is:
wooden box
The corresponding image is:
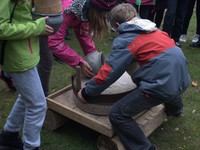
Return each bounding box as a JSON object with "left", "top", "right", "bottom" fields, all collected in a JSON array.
[{"left": 45, "top": 85, "right": 166, "bottom": 149}]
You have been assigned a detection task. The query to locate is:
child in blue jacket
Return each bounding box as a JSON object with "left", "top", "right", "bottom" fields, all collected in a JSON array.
[{"left": 78, "top": 3, "right": 190, "bottom": 150}]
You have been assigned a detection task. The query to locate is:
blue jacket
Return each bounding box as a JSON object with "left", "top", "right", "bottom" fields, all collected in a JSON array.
[{"left": 82, "top": 18, "right": 190, "bottom": 99}]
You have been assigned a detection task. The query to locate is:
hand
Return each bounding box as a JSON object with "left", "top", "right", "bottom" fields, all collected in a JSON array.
[
  {"left": 78, "top": 89, "right": 87, "bottom": 103},
  {"left": 43, "top": 16, "right": 54, "bottom": 35},
  {"left": 80, "top": 60, "right": 95, "bottom": 77},
  {"left": 45, "top": 24, "right": 54, "bottom": 35}
]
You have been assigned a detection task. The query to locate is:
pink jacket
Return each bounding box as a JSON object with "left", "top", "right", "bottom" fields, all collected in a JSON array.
[
  {"left": 62, "top": 0, "right": 72, "bottom": 11},
  {"left": 48, "top": 0, "right": 97, "bottom": 68}
]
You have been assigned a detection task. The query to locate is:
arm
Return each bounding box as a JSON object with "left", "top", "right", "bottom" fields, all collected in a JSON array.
[
  {"left": 79, "top": 38, "right": 136, "bottom": 101},
  {"left": 48, "top": 12, "right": 94, "bottom": 77},
  {"left": 48, "top": 12, "right": 83, "bottom": 67},
  {"left": 74, "top": 21, "right": 98, "bottom": 56},
  {"left": 0, "top": 1, "right": 46, "bottom": 40}
]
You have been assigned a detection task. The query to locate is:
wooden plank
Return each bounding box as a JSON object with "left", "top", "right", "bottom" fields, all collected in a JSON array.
[
  {"left": 43, "top": 109, "right": 69, "bottom": 131},
  {"left": 138, "top": 105, "right": 166, "bottom": 137},
  {"left": 46, "top": 86, "right": 166, "bottom": 138},
  {"left": 48, "top": 85, "right": 72, "bottom": 99},
  {"left": 47, "top": 95, "right": 114, "bottom": 137}
]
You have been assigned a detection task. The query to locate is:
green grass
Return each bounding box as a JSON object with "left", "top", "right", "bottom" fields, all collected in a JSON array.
[{"left": 1, "top": 14, "right": 200, "bottom": 149}]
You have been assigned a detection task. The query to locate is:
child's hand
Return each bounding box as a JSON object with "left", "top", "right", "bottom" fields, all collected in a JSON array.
[
  {"left": 43, "top": 16, "right": 54, "bottom": 35},
  {"left": 80, "top": 60, "right": 95, "bottom": 77},
  {"left": 45, "top": 24, "right": 54, "bottom": 35},
  {"left": 78, "top": 89, "right": 87, "bottom": 103}
]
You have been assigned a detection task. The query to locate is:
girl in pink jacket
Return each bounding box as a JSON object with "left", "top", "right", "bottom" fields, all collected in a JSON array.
[
  {"left": 62, "top": 0, "right": 72, "bottom": 10},
  {"left": 48, "top": 0, "right": 117, "bottom": 77}
]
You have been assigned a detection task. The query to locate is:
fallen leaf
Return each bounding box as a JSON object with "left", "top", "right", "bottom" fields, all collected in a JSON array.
[{"left": 192, "top": 81, "right": 198, "bottom": 87}]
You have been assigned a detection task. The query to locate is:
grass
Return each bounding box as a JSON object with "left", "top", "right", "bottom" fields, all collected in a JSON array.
[{"left": 1, "top": 14, "right": 200, "bottom": 149}]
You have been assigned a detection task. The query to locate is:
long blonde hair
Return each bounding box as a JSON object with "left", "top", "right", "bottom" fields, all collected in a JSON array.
[{"left": 88, "top": 7, "right": 109, "bottom": 38}]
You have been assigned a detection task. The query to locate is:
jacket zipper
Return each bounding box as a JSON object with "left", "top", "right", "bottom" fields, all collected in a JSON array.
[{"left": 28, "top": 38, "right": 33, "bottom": 54}]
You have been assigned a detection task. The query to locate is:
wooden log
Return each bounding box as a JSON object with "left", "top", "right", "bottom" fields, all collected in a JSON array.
[
  {"left": 43, "top": 109, "right": 69, "bottom": 131},
  {"left": 97, "top": 135, "right": 118, "bottom": 150}
]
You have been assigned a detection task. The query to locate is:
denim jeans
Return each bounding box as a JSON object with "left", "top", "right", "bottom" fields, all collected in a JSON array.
[
  {"left": 109, "top": 88, "right": 183, "bottom": 150},
  {"left": 4, "top": 67, "right": 47, "bottom": 150}
]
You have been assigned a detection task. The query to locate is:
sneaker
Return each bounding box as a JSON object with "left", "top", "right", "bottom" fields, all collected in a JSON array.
[
  {"left": 164, "top": 101, "right": 183, "bottom": 117},
  {"left": 191, "top": 34, "right": 199, "bottom": 43},
  {"left": 179, "top": 34, "right": 187, "bottom": 42},
  {"left": 189, "top": 37, "right": 200, "bottom": 48},
  {"left": 0, "top": 70, "right": 16, "bottom": 91},
  {"left": 0, "top": 130, "right": 23, "bottom": 149},
  {"left": 149, "top": 144, "right": 158, "bottom": 150},
  {"left": 165, "top": 107, "right": 183, "bottom": 117},
  {"left": 175, "top": 42, "right": 181, "bottom": 48}
]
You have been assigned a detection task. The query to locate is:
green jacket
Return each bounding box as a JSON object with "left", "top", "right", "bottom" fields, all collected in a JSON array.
[{"left": 0, "top": 0, "right": 46, "bottom": 72}]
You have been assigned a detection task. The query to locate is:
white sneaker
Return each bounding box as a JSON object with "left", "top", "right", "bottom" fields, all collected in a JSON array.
[
  {"left": 192, "top": 34, "right": 200, "bottom": 43},
  {"left": 179, "top": 34, "right": 187, "bottom": 42}
]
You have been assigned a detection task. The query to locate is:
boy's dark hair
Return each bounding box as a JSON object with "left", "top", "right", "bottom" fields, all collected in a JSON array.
[{"left": 109, "top": 3, "right": 137, "bottom": 29}]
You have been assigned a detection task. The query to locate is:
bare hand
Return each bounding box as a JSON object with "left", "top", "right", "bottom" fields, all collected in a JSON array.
[
  {"left": 78, "top": 89, "right": 87, "bottom": 103},
  {"left": 43, "top": 16, "right": 54, "bottom": 35},
  {"left": 80, "top": 61, "right": 95, "bottom": 77}
]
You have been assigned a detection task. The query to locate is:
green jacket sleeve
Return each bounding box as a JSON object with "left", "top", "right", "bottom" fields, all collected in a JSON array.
[{"left": 0, "top": 0, "right": 46, "bottom": 40}]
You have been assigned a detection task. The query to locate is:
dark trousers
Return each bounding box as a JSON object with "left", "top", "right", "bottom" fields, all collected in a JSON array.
[
  {"left": 37, "top": 36, "right": 54, "bottom": 96},
  {"left": 149, "top": 9, "right": 165, "bottom": 28},
  {"left": 139, "top": 5, "right": 154, "bottom": 19},
  {"left": 182, "top": 0, "right": 200, "bottom": 35},
  {"left": 132, "top": 4, "right": 153, "bottom": 19},
  {"left": 163, "top": 0, "right": 189, "bottom": 42},
  {"left": 109, "top": 88, "right": 183, "bottom": 150}
]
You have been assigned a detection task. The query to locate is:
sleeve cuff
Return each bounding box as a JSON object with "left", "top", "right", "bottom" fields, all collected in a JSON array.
[{"left": 81, "top": 88, "right": 92, "bottom": 102}]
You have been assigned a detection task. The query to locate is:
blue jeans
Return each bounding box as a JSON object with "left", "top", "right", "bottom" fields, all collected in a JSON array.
[
  {"left": 4, "top": 67, "right": 47, "bottom": 150},
  {"left": 109, "top": 88, "right": 183, "bottom": 150}
]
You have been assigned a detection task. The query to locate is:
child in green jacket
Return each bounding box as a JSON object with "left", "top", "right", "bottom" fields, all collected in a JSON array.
[{"left": 0, "top": 0, "right": 53, "bottom": 149}]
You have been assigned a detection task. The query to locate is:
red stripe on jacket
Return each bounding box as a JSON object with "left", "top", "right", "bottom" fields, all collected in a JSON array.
[
  {"left": 94, "top": 63, "right": 112, "bottom": 84},
  {"left": 128, "top": 30, "right": 175, "bottom": 66},
  {"left": 28, "top": 38, "right": 33, "bottom": 54}
]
